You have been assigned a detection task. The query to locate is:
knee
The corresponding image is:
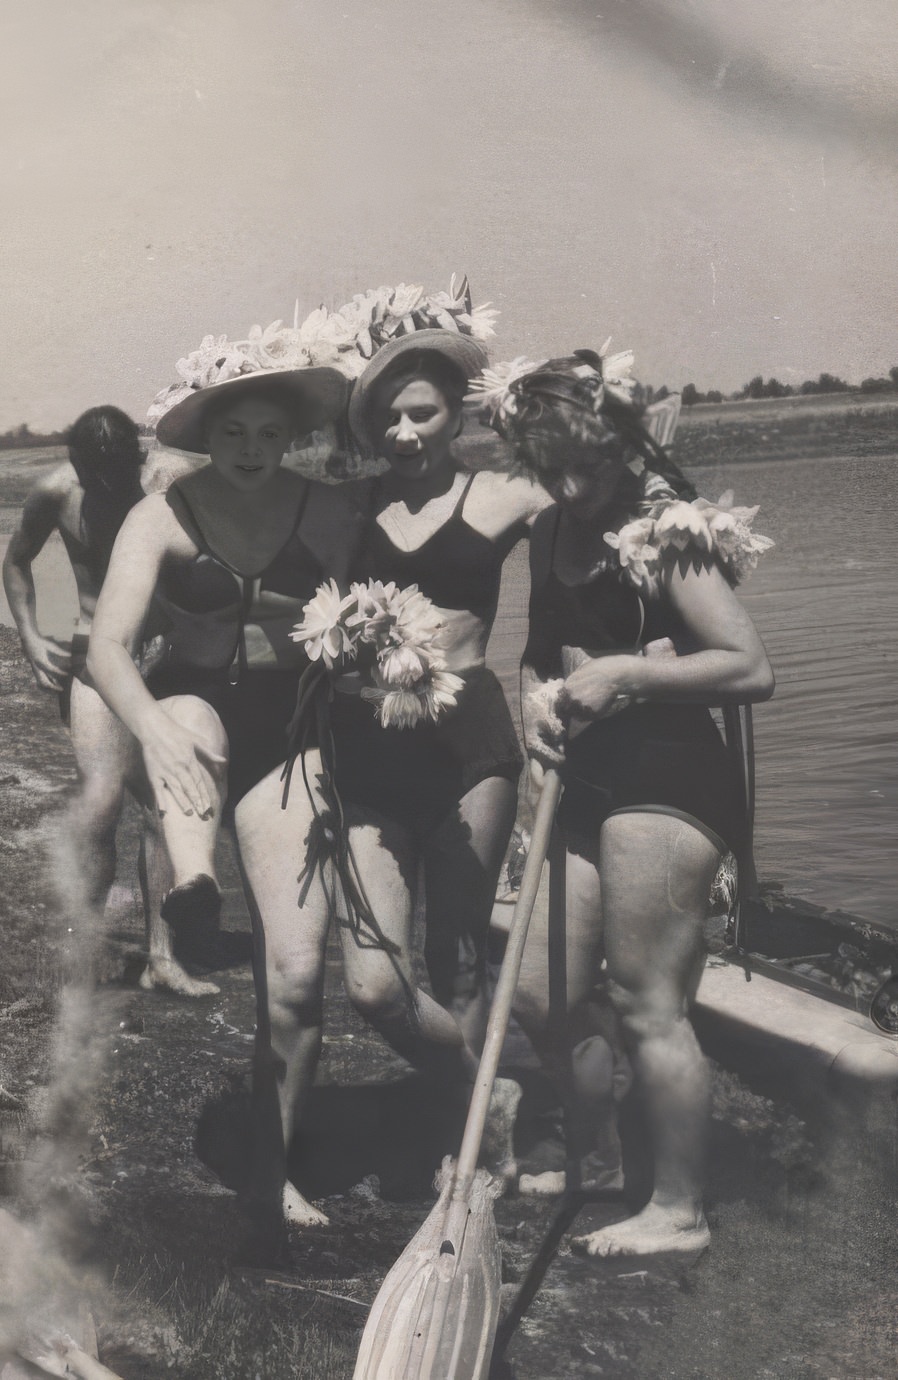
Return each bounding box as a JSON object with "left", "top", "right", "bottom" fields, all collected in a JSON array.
[
  {"left": 266, "top": 951, "right": 324, "bottom": 1026},
  {"left": 345, "top": 969, "right": 408, "bottom": 1026},
  {"left": 162, "top": 696, "right": 229, "bottom": 760},
  {"left": 77, "top": 776, "right": 125, "bottom": 836},
  {"left": 606, "top": 979, "right": 685, "bottom": 1044}
]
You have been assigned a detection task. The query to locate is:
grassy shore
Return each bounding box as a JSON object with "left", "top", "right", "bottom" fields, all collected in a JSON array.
[
  {"left": 1, "top": 625, "right": 897, "bottom": 1378},
  {"left": 674, "top": 392, "right": 898, "bottom": 467}
]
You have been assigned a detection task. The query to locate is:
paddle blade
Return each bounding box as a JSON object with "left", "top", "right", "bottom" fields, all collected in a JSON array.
[{"left": 353, "top": 1158, "right": 502, "bottom": 1380}]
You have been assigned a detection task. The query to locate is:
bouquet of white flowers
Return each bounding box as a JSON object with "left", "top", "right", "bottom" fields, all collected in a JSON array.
[{"left": 290, "top": 579, "right": 465, "bottom": 729}]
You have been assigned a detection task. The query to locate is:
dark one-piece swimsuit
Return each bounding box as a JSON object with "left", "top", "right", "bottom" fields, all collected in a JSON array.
[
  {"left": 330, "top": 471, "right": 525, "bottom": 838},
  {"left": 526, "top": 506, "right": 744, "bottom": 856},
  {"left": 148, "top": 478, "right": 323, "bottom": 808}
]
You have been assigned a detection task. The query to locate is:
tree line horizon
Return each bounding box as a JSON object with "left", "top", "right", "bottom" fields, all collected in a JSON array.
[{"left": 2, "top": 366, "right": 898, "bottom": 450}]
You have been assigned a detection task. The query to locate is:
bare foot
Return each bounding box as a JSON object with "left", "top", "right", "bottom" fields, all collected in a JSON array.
[
  {"left": 573, "top": 1201, "right": 710, "bottom": 1258},
  {"left": 139, "top": 957, "right": 220, "bottom": 997},
  {"left": 283, "top": 1181, "right": 329, "bottom": 1228},
  {"left": 519, "top": 1169, "right": 567, "bottom": 1197},
  {"left": 519, "top": 1156, "right": 624, "bottom": 1198}
]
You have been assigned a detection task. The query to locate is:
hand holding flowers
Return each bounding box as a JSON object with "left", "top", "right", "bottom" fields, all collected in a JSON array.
[{"left": 290, "top": 579, "right": 464, "bottom": 729}]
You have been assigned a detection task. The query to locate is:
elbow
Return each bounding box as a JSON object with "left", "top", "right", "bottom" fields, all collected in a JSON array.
[{"left": 740, "top": 654, "right": 775, "bottom": 703}]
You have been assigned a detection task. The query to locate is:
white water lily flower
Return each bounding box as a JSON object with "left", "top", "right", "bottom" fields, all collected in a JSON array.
[
  {"left": 605, "top": 517, "right": 661, "bottom": 589},
  {"left": 377, "top": 642, "right": 430, "bottom": 687},
  {"left": 345, "top": 580, "right": 405, "bottom": 643},
  {"left": 361, "top": 684, "right": 426, "bottom": 729},
  {"left": 598, "top": 343, "right": 637, "bottom": 403},
  {"left": 654, "top": 500, "right": 714, "bottom": 552},
  {"left": 522, "top": 680, "right": 567, "bottom": 765},
  {"left": 291, "top": 579, "right": 357, "bottom": 668},
  {"left": 466, "top": 357, "right": 545, "bottom": 422},
  {"left": 419, "top": 666, "right": 465, "bottom": 721},
  {"left": 458, "top": 304, "right": 500, "bottom": 340},
  {"left": 387, "top": 282, "right": 426, "bottom": 321},
  {"left": 147, "top": 382, "right": 194, "bottom": 427}
]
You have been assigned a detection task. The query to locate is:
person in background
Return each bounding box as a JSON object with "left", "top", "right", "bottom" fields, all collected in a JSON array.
[{"left": 2, "top": 406, "right": 214, "bottom": 996}]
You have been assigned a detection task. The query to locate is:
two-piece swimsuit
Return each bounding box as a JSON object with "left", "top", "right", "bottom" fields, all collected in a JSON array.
[
  {"left": 525, "top": 504, "right": 744, "bottom": 856},
  {"left": 329, "top": 471, "right": 525, "bottom": 837},
  {"left": 148, "top": 478, "right": 322, "bottom": 806}
]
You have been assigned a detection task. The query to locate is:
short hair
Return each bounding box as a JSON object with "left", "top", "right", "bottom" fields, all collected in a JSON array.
[
  {"left": 367, "top": 350, "right": 468, "bottom": 432},
  {"left": 67, "top": 405, "right": 143, "bottom": 472}
]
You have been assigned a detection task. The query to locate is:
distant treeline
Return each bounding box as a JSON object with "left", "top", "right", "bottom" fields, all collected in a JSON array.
[
  {"left": 4, "top": 369, "right": 898, "bottom": 448},
  {"left": 0, "top": 421, "right": 155, "bottom": 451},
  {"left": 656, "top": 366, "right": 898, "bottom": 408}
]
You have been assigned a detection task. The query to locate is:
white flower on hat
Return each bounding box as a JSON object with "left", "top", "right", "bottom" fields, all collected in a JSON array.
[
  {"left": 465, "top": 356, "right": 545, "bottom": 423},
  {"left": 598, "top": 338, "right": 637, "bottom": 404}
]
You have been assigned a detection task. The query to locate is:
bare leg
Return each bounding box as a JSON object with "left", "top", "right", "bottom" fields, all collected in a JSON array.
[
  {"left": 67, "top": 680, "right": 214, "bottom": 995},
  {"left": 573, "top": 812, "right": 720, "bottom": 1258},
  {"left": 514, "top": 843, "right": 624, "bottom": 1195},
  {"left": 67, "top": 679, "right": 132, "bottom": 908},
  {"left": 153, "top": 694, "right": 228, "bottom": 892},
  {"left": 340, "top": 813, "right": 468, "bottom": 1078},
  {"left": 137, "top": 814, "right": 219, "bottom": 997},
  {"left": 422, "top": 775, "right": 517, "bottom": 1055},
  {"left": 236, "top": 758, "right": 331, "bottom": 1228}
]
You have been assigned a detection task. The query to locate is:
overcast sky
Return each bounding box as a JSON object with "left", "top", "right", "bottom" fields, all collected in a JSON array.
[{"left": 2, "top": 0, "right": 896, "bottom": 429}]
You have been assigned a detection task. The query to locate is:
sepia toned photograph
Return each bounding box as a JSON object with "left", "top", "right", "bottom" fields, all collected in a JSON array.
[{"left": 1, "top": 3, "right": 896, "bottom": 1376}]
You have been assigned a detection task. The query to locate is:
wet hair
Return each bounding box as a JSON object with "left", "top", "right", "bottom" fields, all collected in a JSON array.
[
  {"left": 67, "top": 405, "right": 143, "bottom": 478},
  {"left": 507, "top": 354, "right": 696, "bottom": 501},
  {"left": 68, "top": 407, "right": 146, "bottom": 579}
]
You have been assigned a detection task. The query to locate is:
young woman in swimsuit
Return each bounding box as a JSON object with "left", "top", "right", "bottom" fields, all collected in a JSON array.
[
  {"left": 233, "top": 331, "right": 565, "bottom": 1230},
  {"left": 87, "top": 367, "right": 350, "bottom": 971},
  {"left": 478, "top": 350, "right": 774, "bottom": 1257}
]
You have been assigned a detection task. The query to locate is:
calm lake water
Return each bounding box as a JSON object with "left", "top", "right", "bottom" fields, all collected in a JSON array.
[
  {"left": 489, "top": 452, "right": 898, "bottom": 932},
  {"left": 2, "top": 451, "right": 896, "bottom": 930}
]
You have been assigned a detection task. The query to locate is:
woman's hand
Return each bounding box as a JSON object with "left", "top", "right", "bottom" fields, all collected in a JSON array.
[
  {"left": 141, "top": 715, "right": 227, "bottom": 819},
  {"left": 558, "top": 654, "right": 641, "bottom": 726},
  {"left": 527, "top": 755, "right": 547, "bottom": 814},
  {"left": 23, "top": 633, "right": 72, "bottom": 693}
]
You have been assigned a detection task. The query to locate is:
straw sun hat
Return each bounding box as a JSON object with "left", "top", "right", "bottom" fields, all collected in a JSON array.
[
  {"left": 155, "top": 366, "right": 349, "bottom": 456},
  {"left": 347, "top": 329, "right": 490, "bottom": 454}
]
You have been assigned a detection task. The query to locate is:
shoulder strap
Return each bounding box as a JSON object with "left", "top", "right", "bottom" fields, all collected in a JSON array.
[
  {"left": 165, "top": 480, "right": 214, "bottom": 558},
  {"left": 452, "top": 470, "right": 478, "bottom": 519}
]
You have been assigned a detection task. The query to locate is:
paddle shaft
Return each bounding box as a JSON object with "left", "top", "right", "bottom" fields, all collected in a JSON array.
[{"left": 454, "top": 769, "right": 563, "bottom": 1199}]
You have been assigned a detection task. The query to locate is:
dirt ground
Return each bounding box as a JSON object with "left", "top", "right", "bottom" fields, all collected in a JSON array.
[{"left": 1, "top": 640, "right": 897, "bottom": 1376}]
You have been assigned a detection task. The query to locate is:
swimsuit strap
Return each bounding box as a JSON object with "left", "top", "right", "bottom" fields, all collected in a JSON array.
[
  {"left": 167, "top": 477, "right": 311, "bottom": 580},
  {"left": 168, "top": 477, "right": 312, "bottom": 684},
  {"left": 451, "top": 470, "right": 478, "bottom": 520}
]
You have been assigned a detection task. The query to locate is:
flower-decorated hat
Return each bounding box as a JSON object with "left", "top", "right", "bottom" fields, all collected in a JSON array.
[
  {"left": 149, "top": 276, "right": 497, "bottom": 458},
  {"left": 467, "top": 343, "right": 637, "bottom": 442},
  {"left": 348, "top": 329, "right": 491, "bottom": 455},
  {"left": 154, "top": 365, "right": 349, "bottom": 455}
]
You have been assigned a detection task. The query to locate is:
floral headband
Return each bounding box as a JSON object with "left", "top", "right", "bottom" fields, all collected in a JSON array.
[
  {"left": 466, "top": 340, "right": 636, "bottom": 439},
  {"left": 148, "top": 276, "right": 498, "bottom": 430}
]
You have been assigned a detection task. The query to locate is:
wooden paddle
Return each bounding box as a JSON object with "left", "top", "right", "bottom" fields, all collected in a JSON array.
[{"left": 353, "top": 770, "right": 563, "bottom": 1380}]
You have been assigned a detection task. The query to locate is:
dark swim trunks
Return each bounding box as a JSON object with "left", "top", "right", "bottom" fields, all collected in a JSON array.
[
  {"left": 559, "top": 701, "right": 744, "bottom": 856},
  {"left": 146, "top": 663, "right": 301, "bottom": 809},
  {"left": 59, "top": 632, "right": 90, "bottom": 728},
  {"left": 328, "top": 665, "right": 523, "bottom": 839}
]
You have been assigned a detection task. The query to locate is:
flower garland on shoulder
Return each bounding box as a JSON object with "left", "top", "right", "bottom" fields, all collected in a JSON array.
[
  {"left": 148, "top": 275, "right": 498, "bottom": 430},
  {"left": 290, "top": 579, "right": 464, "bottom": 729},
  {"left": 605, "top": 492, "right": 775, "bottom": 591},
  {"left": 467, "top": 346, "right": 773, "bottom": 591}
]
